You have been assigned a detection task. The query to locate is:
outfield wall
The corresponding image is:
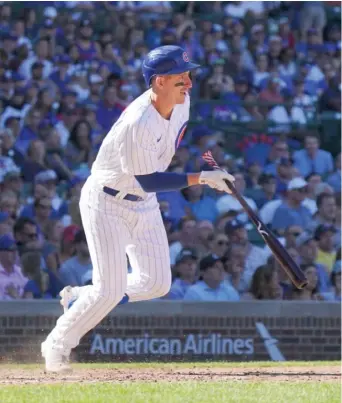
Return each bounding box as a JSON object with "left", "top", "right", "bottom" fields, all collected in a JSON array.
[{"left": 0, "top": 301, "right": 340, "bottom": 362}]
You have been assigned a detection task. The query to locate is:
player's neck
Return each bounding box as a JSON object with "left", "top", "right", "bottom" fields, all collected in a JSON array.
[{"left": 150, "top": 91, "right": 174, "bottom": 120}]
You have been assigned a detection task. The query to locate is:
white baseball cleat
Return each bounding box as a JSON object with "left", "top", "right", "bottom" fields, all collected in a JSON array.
[
  {"left": 41, "top": 342, "right": 72, "bottom": 374},
  {"left": 59, "top": 286, "right": 75, "bottom": 313}
]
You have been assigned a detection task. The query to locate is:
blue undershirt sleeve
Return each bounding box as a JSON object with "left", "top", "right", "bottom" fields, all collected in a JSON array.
[{"left": 135, "top": 172, "right": 189, "bottom": 192}]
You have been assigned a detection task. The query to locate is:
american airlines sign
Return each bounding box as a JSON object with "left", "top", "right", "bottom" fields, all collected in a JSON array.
[{"left": 89, "top": 322, "right": 285, "bottom": 361}]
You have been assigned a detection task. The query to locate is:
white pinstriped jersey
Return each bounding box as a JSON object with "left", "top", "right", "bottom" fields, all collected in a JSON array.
[{"left": 91, "top": 89, "right": 190, "bottom": 200}]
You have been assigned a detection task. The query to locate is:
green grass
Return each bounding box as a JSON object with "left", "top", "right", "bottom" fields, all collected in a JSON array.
[
  {"left": 0, "top": 382, "right": 340, "bottom": 403},
  {"left": 0, "top": 362, "right": 340, "bottom": 403}
]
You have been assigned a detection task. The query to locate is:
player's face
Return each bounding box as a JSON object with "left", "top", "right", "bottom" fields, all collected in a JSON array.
[{"left": 163, "top": 71, "right": 192, "bottom": 104}]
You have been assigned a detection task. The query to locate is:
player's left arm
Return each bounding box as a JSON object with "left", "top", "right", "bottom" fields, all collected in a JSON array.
[{"left": 135, "top": 170, "right": 234, "bottom": 193}]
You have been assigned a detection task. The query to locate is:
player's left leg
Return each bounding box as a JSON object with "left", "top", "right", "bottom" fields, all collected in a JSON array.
[{"left": 125, "top": 208, "right": 172, "bottom": 302}]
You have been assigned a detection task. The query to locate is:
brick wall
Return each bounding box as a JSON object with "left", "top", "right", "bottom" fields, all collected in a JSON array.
[{"left": 0, "top": 301, "right": 340, "bottom": 363}]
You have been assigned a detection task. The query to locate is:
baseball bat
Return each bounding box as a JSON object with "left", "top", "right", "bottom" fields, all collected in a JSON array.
[{"left": 202, "top": 151, "right": 308, "bottom": 289}]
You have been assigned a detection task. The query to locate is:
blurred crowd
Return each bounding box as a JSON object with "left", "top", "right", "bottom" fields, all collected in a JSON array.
[{"left": 0, "top": 2, "right": 340, "bottom": 303}]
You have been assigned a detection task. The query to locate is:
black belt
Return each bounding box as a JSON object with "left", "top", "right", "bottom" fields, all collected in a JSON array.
[{"left": 103, "top": 186, "right": 143, "bottom": 202}]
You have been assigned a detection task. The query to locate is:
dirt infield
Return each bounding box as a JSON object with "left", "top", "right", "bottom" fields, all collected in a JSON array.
[{"left": 0, "top": 365, "right": 340, "bottom": 385}]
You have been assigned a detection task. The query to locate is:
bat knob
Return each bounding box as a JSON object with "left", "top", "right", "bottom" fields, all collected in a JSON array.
[{"left": 297, "top": 280, "right": 308, "bottom": 290}]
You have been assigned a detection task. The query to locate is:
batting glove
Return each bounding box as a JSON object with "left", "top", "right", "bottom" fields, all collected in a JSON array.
[{"left": 199, "top": 170, "right": 235, "bottom": 193}]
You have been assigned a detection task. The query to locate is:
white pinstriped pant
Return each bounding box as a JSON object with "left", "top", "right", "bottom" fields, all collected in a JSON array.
[{"left": 45, "top": 177, "right": 171, "bottom": 355}]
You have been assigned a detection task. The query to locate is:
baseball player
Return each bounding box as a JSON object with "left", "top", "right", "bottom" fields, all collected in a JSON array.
[{"left": 41, "top": 45, "right": 235, "bottom": 372}]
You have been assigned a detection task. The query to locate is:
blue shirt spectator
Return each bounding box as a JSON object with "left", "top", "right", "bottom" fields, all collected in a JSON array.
[
  {"left": 183, "top": 254, "right": 240, "bottom": 301},
  {"left": 245, "top": 173, "right": 279, "bottom": 209},
  {"left": 184, "top": 279, "right": 240, "bottom": 301},
  {"left": 293, "top": 135, "right": 334, "bottom": 177},
  {"left": 59, "top": 255, "right": 92, "bottom": 287},
  {"left": 168, "top": 278, "right": 193, "bottom": 300},
  {"left": 272, "top": 178, "right": 312, "bottom": 233},
  {"left": 59, "top": 229, "right": 92, "bottom": 286},
  {"left": 182, "top": 186, "right": 219, "bottom": 223},
  {"left": 167, "top": 248, "right": 198, "bottom": 300},
  {"left": 157, "top": 191, "right": 187, "bottom": 225}
]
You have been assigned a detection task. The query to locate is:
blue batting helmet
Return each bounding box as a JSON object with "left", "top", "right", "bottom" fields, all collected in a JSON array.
[{"left": 142, "top": 45, "right": 200, "bottom": 87}]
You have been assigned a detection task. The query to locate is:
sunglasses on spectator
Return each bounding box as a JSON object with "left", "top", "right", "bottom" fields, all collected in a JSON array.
[{"left": 217, "top": 240, "right": 229, "bottom": 246}]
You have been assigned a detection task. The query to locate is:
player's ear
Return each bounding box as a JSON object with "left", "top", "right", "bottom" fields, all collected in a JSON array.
[{"left": 155, "top": 76, "right": 165, "bottom": 89}]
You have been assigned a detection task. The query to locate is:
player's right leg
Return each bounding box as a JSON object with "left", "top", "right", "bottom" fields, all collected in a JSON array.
[{"left": 42, "top": 180, "right": 129, "bottom": 372}]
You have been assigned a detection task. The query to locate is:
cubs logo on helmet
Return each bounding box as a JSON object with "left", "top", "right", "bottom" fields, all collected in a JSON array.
[{"left": 182, "top": 52, "right": 189, "bottom": 62}]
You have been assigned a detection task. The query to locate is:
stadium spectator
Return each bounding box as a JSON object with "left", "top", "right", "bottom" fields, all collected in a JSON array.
[
  {"left": 263, "top": 139, "right": 290, "bottom": 173},
  {"left": 273, "top": 157, "right": 296, "bottom": 194},
  {"left": 216, "top": 171, "right": 258, "bottom": 221},
  {"left": 243, "top": 264, "right": 282, "bottom": 300},
  {"left": 224, "top": 219, "right": 267, "bottom": 290},
  {"left": 0, "top": 234, "right": 28, "bottom": 300},
  {"left": 169, "top": 217, "right": 198, "bottom": 266},
  {"left": 223, "top": 243, "right": 246, "bottom": 293},
  {"left": 20, "top": 139, "right": 47, "bottom": 183},
  {"left": 20, "top": 196, "right": 58, "bottom": 232},
  {"left": 58, "top": 224, "right": 80, "bottom": 265},
  {"left": 246, "top": 173, "right": 279, "bottom": 209},
  {"left": 181, "top": 185, "right": 219, "bottom": 223},
  {"left": 271, "top": 178, "right": 312, "bottom": 234},
  {"left": 167, "top": 248, "right": 198, "bottom": 300},
  {"left": 244, "top": 162, "right": 262, "bottom": 190},
  {"left": 21, "top": 251, "right": 51, "bottom": 299},
  {"left": 291, "top": 263, "right": 322, "bottom": 301},
  {"left": 210, "top": 232, "right": 230, "bottom": 259},
  {"left": 293, "top": 134, "right": 334, "bottom": 177},
  {"left": 308, "top": 192, "right": 341, "bottom": 249},
  {"left": 314, "top": 224, "right": 337, "bottom": 272},
  {"left": 13, "top": 217, "right": 41, "bottom": 256},
  {"left": 296, "top": 232, "right": 330, "bottom": 293},
  {"left": 183, "top": 254, "right": 240, "bottom": 301},
  {"left": 59, "top": 229, "right": 92, "bottom": 287}
]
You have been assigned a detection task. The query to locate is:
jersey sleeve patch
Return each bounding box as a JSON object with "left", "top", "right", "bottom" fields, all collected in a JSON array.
[{"left": 175, "top": 121, "right": 188, "bottom": 149}]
